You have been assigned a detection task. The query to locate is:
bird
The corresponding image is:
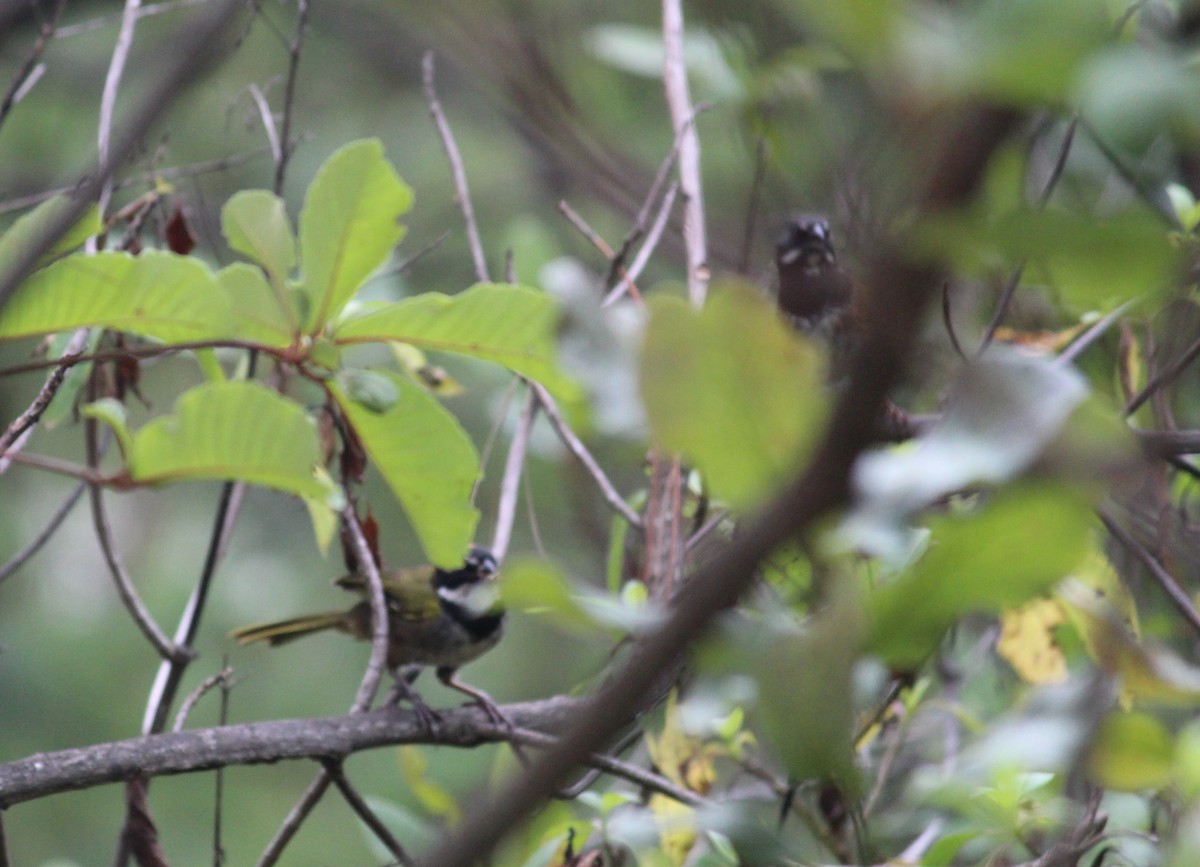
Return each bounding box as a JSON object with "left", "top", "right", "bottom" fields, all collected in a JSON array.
[
  {"left": 774, "top": 214, "right": 860, "bottom": 375},
  {"left": 231, "top": 546, "right": 506, "bottom": 730}
]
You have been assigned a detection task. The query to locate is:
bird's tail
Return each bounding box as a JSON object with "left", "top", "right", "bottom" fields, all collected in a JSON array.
[{"left": 230, "top": 612, "right": 349, "bottom": 646}]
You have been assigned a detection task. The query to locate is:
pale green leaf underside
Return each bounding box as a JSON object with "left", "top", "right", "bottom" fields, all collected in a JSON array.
[
  {"left": 333, "top": 283, "right": 579, "bottom": 400},
  {"left": 129, "top": 381, "right": 337, "bottom": 502},
  {"left": 221, "top": 189, "right": 297, "bottom": 285},
  {"left": 216, "top": 262, "right": 296, "bottom": 348},
  {"left": 0, "top": 195, "right": 101, "bottom": 278},
  {"left": 640, "top": 286, "right": 829, "bottom": 510},
  {"left": 330, "top": 371, "right": 479, "bottom": 567},
  {"left": 0, "top": 251, "right": 236, "bottom": 344},
  {"left": 299, "top": 138, "right": 413, "bottom": 331}
]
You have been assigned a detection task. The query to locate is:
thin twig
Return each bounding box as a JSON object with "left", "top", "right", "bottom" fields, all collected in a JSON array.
[
  {"left": 373, "top": 230, "right": 451, "bottom": 280},
  {"left": 344, "top": 505, "right": 391, "bottom": 713},
  {"left": 55, "top": 0, "right": 210, "bottom": 40},
  {"left": 172, "top": 667, "right": 234, "bottom": 733},
  {"left": 529, "top": 382, "right": 642, "bottom": 528},
  {"left": 246, "top": 83, "right": 281, "bottom": 165},
  {"left": 1036, "top": 116, "right": 1078, "bottom": 209},
  {"left": 491, "top": 387, "right": 538, "bottom": 562},
  {"left": 97, "top": 0, "right": 146, "bottom": 219},
  {"left": 1056, "top": 298, "right": 1137, "bottom": 366},
  {"left": 602, "top": 180, "right": 678, "bottom": 307},
  {"left": 84, "top": 411, "right": 181, "bottom": 662},
  {"left": 522, "top": 461, "right": 546, "bottom": 557},
  {"left": 0, "top": 0, "right": 66, "bottom": 131},
  {"left": 213, "top": 656, "right": 231, "bottom": 867},
  {"left": 1125, "top": 333, "right": 1200, "bottom": 416},
  {"left": 941, "top": 281, "right": 967, "bottom": 361},
  {"left": 662, "top": 0, "right": 708, "bottom": 307},
  {"left": 256, "top": 776, "right": 333, "bottom": 867},
  {"left": 0, "top": 480, "right": 86, "bottom": 585},
  {"left": 557, "top": 201, "right": 643, "bottom": 302},
  {"left": 422, "top": 51, "right": 489, "bottom": 284},
  {"left": 273, "top": 0, "right": 309, "bottom": 195},
  {"left": 471, "top": 378, "right": 519, "bottom": 508},
  {"left": 0, "top": 328, "right": 89, "bottom": 466},
  {"left": 325, "top": 763, "right": 413, "bottom": 866},
  {"left": 607, "top": 101, "right": 710, "bottom": 288},
  {"left": 737, "top": 137, "right": 768, "bottom": 275},
  {"left": 1100, "top": 509, "right": 1200, "bottom": 639},
  {"left": 977, "top": 263, "right": 1025, "bottom": 355},
  {"left": 512, "top": 728, "right": 706, "bottom": 808},
  {"left": 0, "top": 146, "right": 274, "bottom": 215}
]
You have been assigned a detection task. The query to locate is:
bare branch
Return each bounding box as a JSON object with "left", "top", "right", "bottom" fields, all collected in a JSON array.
[
  {"left": 0, "top": 0, "right": 66, "bottom": 131},
  {"left": 1125, "top": 332, "right": 1200, "bottom": 416},
  {"left": 529, "top": 381, "right": 642, "bottom": 528},
  {"left": 662, "top": 0, "right": 708, "bottom": 307},
  {"left": 0, "top": 698, "right": 580, "bottom": 808},
  {"left": 97, "top": 0, "right": 147, "bottom": 218},
  {"left": 557, "top": 200, "right": 643, "bottom": 302},
  {"left": 602, "top": 180, "right": 679, "bottom": 308},
  {"left": 0, "top": 480, "right": 86, "bottom": 586},
  {"left": 273, "top": 0, "right": 310, "bottom": 195},
  {"left": 172, "top": 667, "right": 234, "bottom": 733},
  {"left": 55, "top": 0, "right": 211, "bottom": 40},
  {"left": 246, "top": 83, "right": 282, "bottom": 165},
  {"left": 256, "top": 776, "right": 332, "bottom": 867},
  {"left": 344, "top": 505, "right": 392, "bottom": 713},
  {"left": 325, "top": 763, "right": 413, "bottom": 866},
  {"left": 0, "top": 328, "right": 89, "bottom": 473},
  {"left": 422, "top": 51, "right": 490, "bottom": 284},
  {"left": 491, "top": 387, "right": 538, "bottom": 561},
  {"left": 1100, "top": 509, "right": 1200, "bottom": 639}
]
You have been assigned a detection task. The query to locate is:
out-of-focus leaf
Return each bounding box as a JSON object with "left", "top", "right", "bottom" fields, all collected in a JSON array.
[
  {"left": 335, "top": 283, "right": 578, "bottom": 401},
  {"left": 921, "top": 207, "right": 1178, "bottom": 313},
  {"left": 330, "top": 371, "right": 478, "bottom": 567},
  {"left": 1060, "top": 579, "right": 1200, "bottom": 705},
  {"left": 500, "top": 557, "right": 601, "bottom": 636},
  {"left": 786, "top": 0, "right": 898, "bottom": 64},
  {"left": 126, "top": 382, "right": 339, "bottom": 503},
  {"left": 998, "top": 598, "right": 1068, "bottom": 685},
  {"left": 221, "top": 189, "right": 297, "bottom": 286},
  {"left": 898, "top": 0, "right": 1109, "bottom": 105},
  {"left": 299, "top": 139, "right": 413, "bottom": 330},
  {"left": 865, "top": 483, "right": 1092, "bottom": 669},
  {"left": 0, "top": 251, "right": 236, "bottom": 344},
  {"left": 1088, "top": 711, "right": 1174, "bottom": 792},
  {"left": 397, "top": 746, "right": 460, "bottom": 821},
  {"left": 80, "top": 398, "right": 134, "bottom": 460},
  {"left": 357, "top": 796, "right": 437, "bottom": 863},
  {"left": 391, "top": 342, "right": 464, "bottom": 396},
  {"left": 1175, "top": 720, "right": 1200, "bottom": 800},
  {"left": 640, "top": 285, "right": 828, "bottom": 511},
  {"left": 585, "top": 24, "right": 739, "bottom": 97},
  {"left": 0, "top": 195, "right": 100, "bottom": 277},
  {"left": 849, "top": 350, "right": 1088, "bottom": 555},
  {"left": 1076, "top": 46, "right": 1200, "bottom": 151}
]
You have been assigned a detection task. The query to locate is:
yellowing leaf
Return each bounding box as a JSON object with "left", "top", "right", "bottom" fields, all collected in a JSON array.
[
  {"left": 998, "top": 598, "right": 1067, "bottom": 684},
  {"left": 1088, "top": 711, "right": 1174, "bottom": 792}
]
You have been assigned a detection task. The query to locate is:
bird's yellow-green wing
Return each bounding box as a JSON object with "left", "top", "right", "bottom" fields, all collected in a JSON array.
[{"left": 336, "top": 566, "right": 441, "bottom": 621}]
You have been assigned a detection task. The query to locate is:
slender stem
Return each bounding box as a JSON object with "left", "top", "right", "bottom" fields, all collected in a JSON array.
[
  {"left": 557, "top": 200, "right": 643, "bottom": 302},
  {"left": 97, "top": 0, "right": 144, "bottom": 218},
  {"left": 344, "top": 505, "right": 391, "bottom": 713},
  {"left": 55, "top": 0, "right": 211, "bottom": 40},
  {"left": 602, "top": 180, "right": 678, "bottom": 307},
  {"left": 0, "top": 328, "right": 90, "bottom": 470},
  {"left": 491, "top": 387, "right": 538, "bottom": 562},
  {"left": 0, "top": 0, "right": 66, "bottom": 132},
  {"left": 171, "top": 666, "right": 233, "bottom": 733},
  {"left": 1100, "top": 509, "right": 1200, "bottom": 638},
  {"left": 273, "top": 0, "right": 310, "bottom": 196},
  {"left": 246, "top": 83, "right": 281, "bottom": 164},
  {"left": 325, "top": 764, "right": 413, "bottom": 866},
  {"left": 256, "top": 776, "right": 332, "bottom": 867},
  {"left": 529, "top": 382, "right": 641, "bottom": 528},
  {"left": 0, "top": 480, "right": 87, "bottom": 585},
  {"left": 1125, "top": 333, "right": 1200, "bottom": 416},
  {"left": 662, "top": 0, "right": 708, "bottom": 307},
  {"left": 423, "top": 51, "right": 490, "bottom": 284}
]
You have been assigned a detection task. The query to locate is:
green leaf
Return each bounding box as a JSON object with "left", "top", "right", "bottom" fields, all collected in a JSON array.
[
  {"left": 0, "top": 251, "right": 236, "bottom": 344},
  {"left": 336, "top": 368, "right": 400, "bottom": 414},
  {"left": 216, "top": 262, "right": 296, "bottom": 347},
  {"left": 81, "top": 398, "right": 134, "bottom": 459},
  {"left": 221, "top": 189, "right": 297, "bottom": 285},
  {"left": 499, "top": 556, "right": 600, "bottom": 635},
  {"left": 334, "top": 283, "right": 579, "bottom": 400},
  {"left": 299, "top": 139, "right": 413, "bottom": 331},
  {"left": 0, "top": 195, "right": 101, "bottom": 277},
  {"left": 865, "top": 483, "right": 1092, "bottom": 669},
  {"left": 640, "top": 284, "right": 829, "bottom": 511},
  {"left": 330, "top": 371, "right": 479, "bottom": 567},
  {"left": 921, "top": 207, "right": 1179, "bottom": 313},
  {"left": 128, "top": 381, "right": 338, "bottom": 503},
  {"left": 1088, "top": 711, "right": 1174, "bottom": 792}
]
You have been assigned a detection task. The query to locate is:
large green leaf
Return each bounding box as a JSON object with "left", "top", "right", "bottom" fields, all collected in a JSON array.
[
  {"left": 299, "top": 139, "right": 413, "bottom": 331},
  {"left": 639, "top": 284, "right": 829, "bottom": 511},
  {"left": 333, "top": 283, "right": 579, "bottom": 400},
  {"left": 865, "top": 483, "right": 1092, "bottom": 668},
  {"left": 0, "top": 251, "right": 236, "bottom": 344},
  {"left": 121, "top": 382, "right": 338, "bottom": 504},
  {"left": 330, "top": 371, "right": 479, "bottom": 567},
  {"left": 216, "top": 262, "right": 297, "bottom": 348},
  {"left": 221, "top": 189, "right": 297, "bottom": 289}
]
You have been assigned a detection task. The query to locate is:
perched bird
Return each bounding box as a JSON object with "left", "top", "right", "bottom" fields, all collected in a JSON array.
[
  {"left": 231, "top": 546, "right": 505, "bottom": 728},
  {"left": 774, "top": 214, "right": 861, "bottom": 378}
]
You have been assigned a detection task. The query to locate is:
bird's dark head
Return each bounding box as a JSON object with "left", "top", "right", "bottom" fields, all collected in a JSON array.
[
  {"left": 775, "top": 215, "right": 836, "bottom": 271},
  {"left": 436, "top": 545, "right": 499, "bottom": 589}
]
